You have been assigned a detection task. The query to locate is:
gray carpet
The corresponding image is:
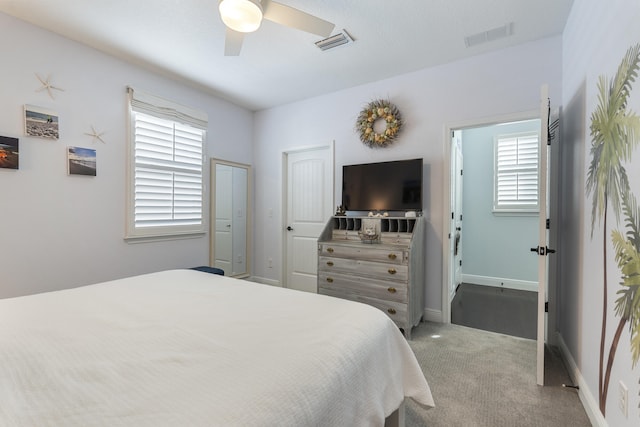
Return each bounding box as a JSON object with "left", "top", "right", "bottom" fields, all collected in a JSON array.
[
  {"left": 451, "top": 283, "right": 537, "bottom": 339},
  {"left": 405, "top": 322, "right": 590, "bottom": 426}
]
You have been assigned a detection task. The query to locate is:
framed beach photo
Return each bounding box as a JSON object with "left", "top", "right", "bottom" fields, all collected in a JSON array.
[
  {"left": 67, "top": 146, "right": 96, "bottom": 176},
  {"left": 24, "top": 105, "right": 59, "bottom": 140},
  {"left": 0, "top": 136, "right": 19, "bottom": 169}
]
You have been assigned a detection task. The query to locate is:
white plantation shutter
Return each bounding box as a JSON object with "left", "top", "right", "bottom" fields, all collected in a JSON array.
[
  {"left": 126, "top": 88, "right": 207, "bottom": 240},
  {"left": 494, "top": 133, "right": 539, "bottom": 212}
]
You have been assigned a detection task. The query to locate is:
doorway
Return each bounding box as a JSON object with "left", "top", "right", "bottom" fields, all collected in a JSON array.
[
  {"left": 444, "top": 89, "right": 557, "bottom": 386},
  {"left": 210, "top": 158, "right": 251, "bottom": 278},
  {"left": 449, "top": 118, "right": 541, "bottom": 340}
]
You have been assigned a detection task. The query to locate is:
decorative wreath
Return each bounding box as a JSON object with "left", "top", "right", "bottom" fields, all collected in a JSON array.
[{"left": 355, "top": 99, "right": 403, "bottom": 148}]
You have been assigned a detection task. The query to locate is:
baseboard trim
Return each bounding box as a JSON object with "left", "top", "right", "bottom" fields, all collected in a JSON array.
[
  {"left": 249, "top": 276, "right": 281, "bottom": 287},
  {"left": 423, "top": 308, "right": 442, "bottom": 323},
  {"left": 462, "top": 274, "right": 538, "bottom": 292},
  {"left": 556, "top": 332, "right": 607, "bottom": 427}
]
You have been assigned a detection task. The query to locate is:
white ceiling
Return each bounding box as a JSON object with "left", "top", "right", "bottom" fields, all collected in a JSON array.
[{"left": 0, "top": 0, "right": 573, "bottom": 111}]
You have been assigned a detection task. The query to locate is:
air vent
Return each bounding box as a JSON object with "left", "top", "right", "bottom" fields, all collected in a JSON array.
[
  {"left": 315, "top": 30, "right": 354, "bottom": 51},
  {"left": 464, "top": 22, "right": 514, "bottom": 48}
]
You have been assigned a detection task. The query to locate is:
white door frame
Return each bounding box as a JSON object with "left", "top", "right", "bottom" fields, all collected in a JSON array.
[
  {"left": 441, "top": 110, "right": 539, "bottom": 324},
  {"left": 281, "top": 142, "right": 335, "bottom": 289},
  {"left": 450, "top": 131, "right": 464, "bottom": 305}
]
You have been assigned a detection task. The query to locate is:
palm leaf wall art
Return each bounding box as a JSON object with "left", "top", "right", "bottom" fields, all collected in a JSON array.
[
  {"left": 607, "top": 190, "right": 640, "bottom": 409},
  {"left": 587, "top": 42, "right": 640, "bottom": 415}
]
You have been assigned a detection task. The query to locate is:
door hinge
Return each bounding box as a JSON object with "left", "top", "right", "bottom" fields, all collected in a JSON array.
[
  {"left": 460, "top": 169, "right": 463, "bottom": 176},
  {"left": 452, "top": 212, "right": 454, "bottom": 220},
  {"left": 459, "top": 260, "right": 462, "bottom": 266},
  {"left": 530, "top": 246, "right": 556, "bottom": 256},
  {"left": 546, "top": 218, "right": 550, "bottom": 230},
  {"left": 545, "top": 301, "right": 549, "bottom": 313}
]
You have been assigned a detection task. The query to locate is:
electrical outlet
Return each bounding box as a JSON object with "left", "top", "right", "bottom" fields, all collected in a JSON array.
[
  {"left": 619, "top": 380, "right": 628, "bottom": 418},
  {"left": 268, "top": 257, "right": 273, "bottom": 268}
]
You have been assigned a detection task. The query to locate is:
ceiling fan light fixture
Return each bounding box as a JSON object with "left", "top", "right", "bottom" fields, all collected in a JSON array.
[{"left": 219, "top": 0, "right": 263, "bottom": 33}]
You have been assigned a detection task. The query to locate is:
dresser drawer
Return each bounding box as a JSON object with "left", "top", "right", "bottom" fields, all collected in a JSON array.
[
  {"left": 318, "top": 271, "right": 407, "bottom": 303},
  {"left": 318, "top": 244, "right": 407, "bottom": 265},
  {"left": 331, "top": 230, "right": 361, "bottom": 241},
  {"left": 318, "top": 256, "right": 408, "bottom": 282},
  {"left": 380, "top": 233, "right": 413, "bottom": 246},
  {"left": 320, "top": 288, "right": 408, "bottom": 325}
]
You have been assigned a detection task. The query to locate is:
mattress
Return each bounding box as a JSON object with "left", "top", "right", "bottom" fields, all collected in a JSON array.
[{"left": 0, "top": 269, "right": 433, "bottom": 426}]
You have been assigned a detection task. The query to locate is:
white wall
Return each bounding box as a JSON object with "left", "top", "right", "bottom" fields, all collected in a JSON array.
[
  {"left": 560, "top": 0, "right": 640, "bottom": 425},
  {"left": 0, "top": 13, "right": 253, "bottom": 298},
  {"left": 461, "top": 122, "right": 539, "bottom": 284},
  {"left": 253, "top": 36, "right": 563, "bottom": 316}
]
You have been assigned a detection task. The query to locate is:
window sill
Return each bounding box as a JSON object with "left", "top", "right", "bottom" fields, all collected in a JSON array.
[{"left": 124, "top": 231, "right": 206, "bottom": 244}]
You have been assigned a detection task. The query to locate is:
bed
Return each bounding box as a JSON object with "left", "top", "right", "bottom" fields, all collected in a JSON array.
[{"left": 0, "top": 269, "right": 434, "bottom": 426}]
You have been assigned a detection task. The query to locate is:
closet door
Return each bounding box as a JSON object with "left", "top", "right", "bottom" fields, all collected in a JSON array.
[
  {"left": 214, "top": 164, "right": 233, "bottom": 274},
  {"left": 284, "top": 146, "right": 333, "bottom": 293}
]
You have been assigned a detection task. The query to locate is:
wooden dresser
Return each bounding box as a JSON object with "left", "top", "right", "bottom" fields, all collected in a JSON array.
[{"left": 317, "top": 215, "right": 425, "bottom": 338}]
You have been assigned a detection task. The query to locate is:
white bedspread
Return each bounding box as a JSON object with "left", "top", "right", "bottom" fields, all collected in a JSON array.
[{"left": 0, "top": 269, "right": 433, "bottom": 426}]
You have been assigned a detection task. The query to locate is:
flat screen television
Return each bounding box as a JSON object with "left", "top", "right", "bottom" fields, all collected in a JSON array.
[{"left": 341, "top": 158, "right": 423, "bottom": 212}]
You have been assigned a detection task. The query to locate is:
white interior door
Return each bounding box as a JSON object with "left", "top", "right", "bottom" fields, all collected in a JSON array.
[
  {"left": 450, "top": 131, "right": 464, "bottom": 303},
  {"left": 285, "top": 146, "right": 333, "bottom": 293},
  {"left": 535, "top": 84, "right": 551, "bottom": 386},
  {"left": 231, "top": 166, "right": 248, "bottom": 275},
  {"left": 214, "top": 164, "right": 233, "bottom": 273}
]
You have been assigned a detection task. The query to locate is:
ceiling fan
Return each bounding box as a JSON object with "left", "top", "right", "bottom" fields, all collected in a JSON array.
[{"left": 218, "top": 0, "right": 335, "bottom": 56}]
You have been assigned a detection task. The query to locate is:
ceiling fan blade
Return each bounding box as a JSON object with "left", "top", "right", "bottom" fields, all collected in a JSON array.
[
  {"left": 263, "top": 0, "right": 335, "bottom": 37},
  {"left": 224, "top": 28, "right": 245, "bottom": 56}
]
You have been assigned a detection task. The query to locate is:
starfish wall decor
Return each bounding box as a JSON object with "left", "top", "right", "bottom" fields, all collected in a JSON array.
[
  {"left": 35, "top": 73, "right": 64, "bottom": 99},
  {"left": 85, "top": 125, "right": 106, "bottom": 144}
]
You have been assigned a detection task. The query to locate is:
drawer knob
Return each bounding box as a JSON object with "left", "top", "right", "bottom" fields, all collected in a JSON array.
[
  {"left": 388, "top": 268, "right": 397, "bottom": 275},
  {"left": 327, "top": 247, "right": 334, "bottom": 253},
  {"left": 387, "top": 308, "right": 397, "bottom": 315},
  {"left": 326, "top": 277, "right": 334, "bottom": 283},
  {"left": 388, "top": 253, "right": 397, "bottom": 260},
  {"left": 326, "top": 261, "right": 334, "bottom": 266},
  {"left": 387, "top": 287, "right": 397, "bottom": 294}
]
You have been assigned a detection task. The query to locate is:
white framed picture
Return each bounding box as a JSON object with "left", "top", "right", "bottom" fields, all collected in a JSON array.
[
  {"left": 24, "top": 104, "right": 59, "bottom": 140},
  {"left": 67, "top": 146, "right": 96, "bottom": 176},
  {"left": 0, "top": 136, "right": 19, "bottom": 169}
]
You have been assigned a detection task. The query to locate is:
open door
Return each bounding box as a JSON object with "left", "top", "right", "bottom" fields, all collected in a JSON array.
[
  {"left": 533, "top": 84, "right": 553, "bottom": 385},
  {"left": 450, "top": 131, "right": 464, "bottom": 304},
  {"left": 213, "top": 164, "right": 233, "bottom": 274}
]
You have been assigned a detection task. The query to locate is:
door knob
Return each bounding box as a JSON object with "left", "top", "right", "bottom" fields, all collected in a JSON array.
[{"left": 287, "top": 226, "right": 294, "bottom": 231}]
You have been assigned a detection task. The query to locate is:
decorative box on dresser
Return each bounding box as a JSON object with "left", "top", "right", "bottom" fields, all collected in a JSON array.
[{"left": 317, "top": 215, "right": 425, "bottom": 339}]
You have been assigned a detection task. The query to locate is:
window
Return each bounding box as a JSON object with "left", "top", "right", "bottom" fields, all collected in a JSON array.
[
  {"left": 126, "top": 87, "right": 207, "bottom": 241},
  {"left": 494, "top": 132, "right": 539, "bottom": 212}
]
